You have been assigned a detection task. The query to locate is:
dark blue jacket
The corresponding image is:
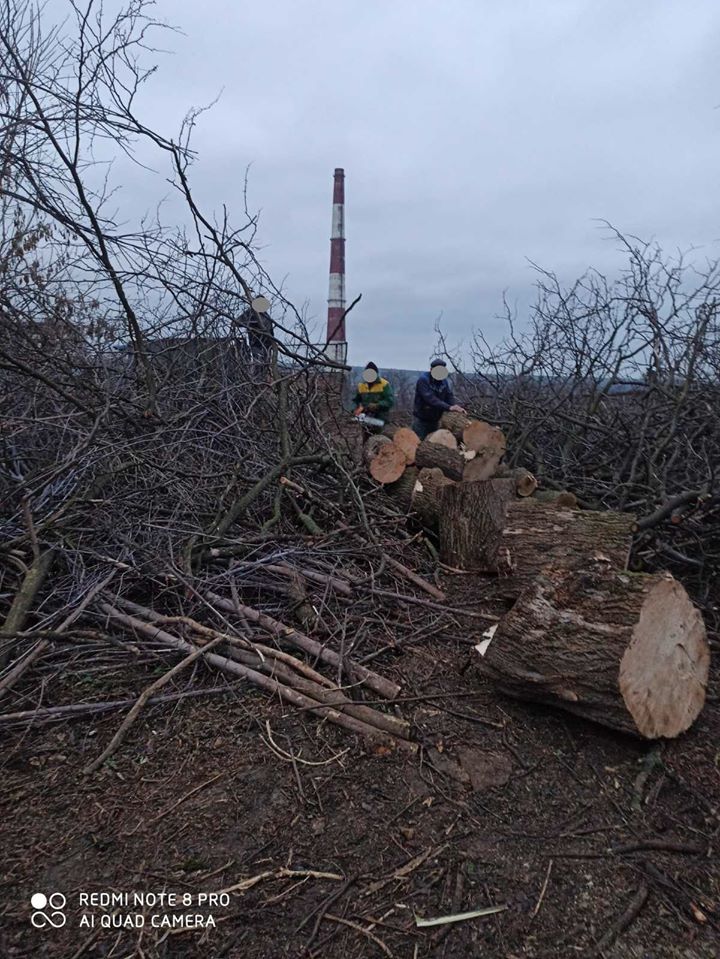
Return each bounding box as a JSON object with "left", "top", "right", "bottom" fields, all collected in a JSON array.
[{"left": 413, "top": 372, "right": 455, "bottom": 423}]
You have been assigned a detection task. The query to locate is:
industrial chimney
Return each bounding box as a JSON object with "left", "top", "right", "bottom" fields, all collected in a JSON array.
[{"left": 325, "top": 168, "right": 347, "bottom": 363}]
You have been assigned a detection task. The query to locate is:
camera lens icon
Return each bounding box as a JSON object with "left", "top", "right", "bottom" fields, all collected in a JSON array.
[{"left": 30, "top": 892, "right": 66, "bottom": 929}]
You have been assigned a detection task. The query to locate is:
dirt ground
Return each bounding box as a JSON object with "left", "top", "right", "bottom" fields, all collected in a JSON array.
[{"left": 1, "top": 575, "right": 719, "bottom": 959}]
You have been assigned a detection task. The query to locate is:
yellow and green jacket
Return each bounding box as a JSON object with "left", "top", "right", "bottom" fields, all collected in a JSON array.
[{"left": 353, "top": 377, "right": 394, "bottom": 414}]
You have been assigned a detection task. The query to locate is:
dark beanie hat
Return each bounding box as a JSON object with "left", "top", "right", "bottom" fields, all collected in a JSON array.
[
  {"left": 430, "top": 358, "right": 446, "bottom": 369},
  {"left": 365, "top": 361, "right": 379, "bottom": 372}
]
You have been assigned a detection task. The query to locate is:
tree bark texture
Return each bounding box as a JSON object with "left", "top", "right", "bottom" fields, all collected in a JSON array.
[{"left": 478, "top": 562, "right": 709, "bottom": 738}]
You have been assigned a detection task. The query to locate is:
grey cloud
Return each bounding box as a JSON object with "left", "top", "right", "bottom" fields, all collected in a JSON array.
[{"left": 110, "top": 0, "right": 720, "bottom": 369}]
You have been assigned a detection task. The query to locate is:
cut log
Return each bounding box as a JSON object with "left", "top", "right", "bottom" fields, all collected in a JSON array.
[
  {"left": 478, "top": 562, "right": 709, "bottom": 739},
  {"left": 392, "top": 426, "right": 420, "bottom": 465},
  {"left": 460, "top": 421, "right": 507, "bottom": 483},
  {"left": 510, "top": 468, "right": 538, "bottom": 497},
  {"left": 427, "top": 428, "right": 458, "bottom": 450},
  {"left": 362, "top": 434, "right": 392, "bottom": 468},
  {"left": 386, "top": 466, "right": 418, "bottom": 512},
  {"left": 369, "top": 443, "right": 407, "bottom": 485},
  {"left": 440, "top": 410, "right": 474, "bottom": 439},
  {"left": 492, "top": 500, "right": 635, "bottom": 588},
  {"left": 411, "top": 467, "right": 455, "bottom": 530},
  {"left": 463, "top": 451, "right": 504, "bottom": 483},
  {"left": 462, "top": 420, "right": 506, "bottom": 455},
  {"left": 533, "top": 489, "right": 578, "bottom": 508},
  {"left": 415, "top": 438, "right": 465, "bottom": 481},
  {"left": 438, "top": 481, "right": 508, "bottom": 570}
]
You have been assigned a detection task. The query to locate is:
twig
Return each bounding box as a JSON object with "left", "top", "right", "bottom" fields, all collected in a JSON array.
[
  {"left": 218, "top": 868, "right": 344, "bottom": 896},
  {"left": 324, "top": 914, "right": 394, "bottom": 957},
  {"left": 531, "top": 859, "right": 553, "bottom": 919},
  {"left": 262, "top": 721, "right": 349, "bottom": 767},
  {"left": 83, "top": 637, "right": 225, "bottom": 774},
  {"left": 591, "top": 884, "right": 649, "bottom": 955}
]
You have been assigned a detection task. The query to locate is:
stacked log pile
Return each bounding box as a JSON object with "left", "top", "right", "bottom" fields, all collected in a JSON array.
[{"left": 363, "top": 412, "right": 711, "bottom": 738}]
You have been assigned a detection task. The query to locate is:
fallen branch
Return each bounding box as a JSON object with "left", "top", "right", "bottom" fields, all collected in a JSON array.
[
  {"left": 82, "top": 636, "right": 226, "bottom": 775},
  {"left": 99, "top": 603, "right": 413, "bottom": 747},
  {"left": 591, "top": 884, "right": 649, "bottom": 956},
  {"left": 205, "top": 591, "right": 401, "bottom": 699}
]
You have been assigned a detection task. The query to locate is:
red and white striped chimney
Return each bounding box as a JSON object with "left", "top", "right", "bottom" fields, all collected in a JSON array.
[{"left": 326, "top": 168, "right": 346, "bottom": 345}]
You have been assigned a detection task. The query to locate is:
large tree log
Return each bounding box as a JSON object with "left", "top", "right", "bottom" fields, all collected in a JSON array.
[
  {"left": 463, "top": 451, "right": 504, "bottom": 483},
  {"left": 439, "top": 410, "right": 473, "bottom": 438},
  {"left": 438, "top": 481, "right": 508, "bottom": 569},
  {"left": 392, "top": 427, "right": 420, "bottom": 465},
  {"left": 462, "top": 420, "right": 506, "bottom": 455},
  {"left": 369, "top": 442, "right": 407, "bottom": 484},
  {"left": 460, "top": 421, "right": 507, "bottom": 482},
  {"left": 478, "top": 562, "right": 709, "bottom": 738},
  {"left": 362, "top": 433, "right": 392, "bottom": 468},
  {"left": 415, "top": 438, "right": 465, "bottom": 481},
  {"left": 427, "top": 428, "right": 458, "bottom": 450},
  {"left": 386, "top": 466, "right": 418, "bottom": 512},
  {"left": 492, "top": 500, "right": 635, "bottom": 587},
  {"left": 411, "top": 467, "right": 455, "bottom": 530}
]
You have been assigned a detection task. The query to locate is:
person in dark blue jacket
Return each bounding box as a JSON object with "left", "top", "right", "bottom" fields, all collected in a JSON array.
[{"left": 413, "top": 359, "right": 466, "bottom": 439}]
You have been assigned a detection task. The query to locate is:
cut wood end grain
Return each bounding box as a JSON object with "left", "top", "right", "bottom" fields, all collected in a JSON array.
[
  {"left": 369, "top": 443, "right": 407, "bottom": 484},
  {"left": 620, "top": 575, "right": 709, "bottom": 738},
  {"left": 427, "top": 428, "right": 458, "bottom": 450}
]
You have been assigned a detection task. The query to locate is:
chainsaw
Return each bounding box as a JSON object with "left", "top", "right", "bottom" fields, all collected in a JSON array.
[{"left": 353, "top": 407, "right": 385, "bottom": 428}]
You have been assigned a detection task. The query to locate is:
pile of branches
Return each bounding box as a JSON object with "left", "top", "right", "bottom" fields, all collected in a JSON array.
[
  {"left": 460, "top": 232, "right": 720, "bottom": 627},
  {"left": 1, "top": 0, "right": 485, "bottom": 752}
]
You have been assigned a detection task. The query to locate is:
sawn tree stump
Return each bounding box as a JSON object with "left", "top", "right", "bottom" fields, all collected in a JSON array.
[
  {"left": 438, "top": 480, "right": 508, "bottom": 569},
  {"left": 411, "top": 467, "right": 455, "bottom": 530},
  {"left": 478, "top": 562, "right": 710, "bottom": 738}
]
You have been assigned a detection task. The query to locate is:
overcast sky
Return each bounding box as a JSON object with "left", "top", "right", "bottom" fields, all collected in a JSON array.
[{"left": 130, "top": 0, "right": 720, "bottom": 370}]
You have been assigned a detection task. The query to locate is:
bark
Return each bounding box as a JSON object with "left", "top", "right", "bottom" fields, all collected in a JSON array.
[
  {"left": 439, "top": 410, "right": 474, "bottom": 438},
  {"left": 478, "top": 562, "right": 709, "bottom": 738},
  {"left": 386, "top": 466, "right": 419, "bottom": 512},
  {"left": 438, "top": 480, "right": 508, "bottom": 570},
  {"left": 411, "top": 467, "right": 456, "bottom": 530},
  {"left": 491, "top": 499, "right": 635, "bottom": 589},
  {"left": 415, "top": 438, "right": 465, "bottom": 481},
  {"left": 0, "top": 550, "right": 55, "bottom": 669}
]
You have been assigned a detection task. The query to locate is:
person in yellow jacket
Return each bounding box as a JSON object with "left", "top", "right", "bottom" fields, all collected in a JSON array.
[{"left": 353, "top": 362, "right": 394, "bottom": 419}]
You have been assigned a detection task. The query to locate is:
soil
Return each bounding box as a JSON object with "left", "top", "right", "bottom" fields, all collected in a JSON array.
[{"left": 1, "top": 574, "right": 719, "bottom": 959}]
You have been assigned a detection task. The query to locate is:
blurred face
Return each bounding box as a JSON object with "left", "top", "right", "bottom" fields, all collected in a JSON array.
[
  {"left": 363, "top": 368, "right": 378, "bottom": 383},
  {"left": 430, "top": 364, "right": 449, "bottom": 381}
]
